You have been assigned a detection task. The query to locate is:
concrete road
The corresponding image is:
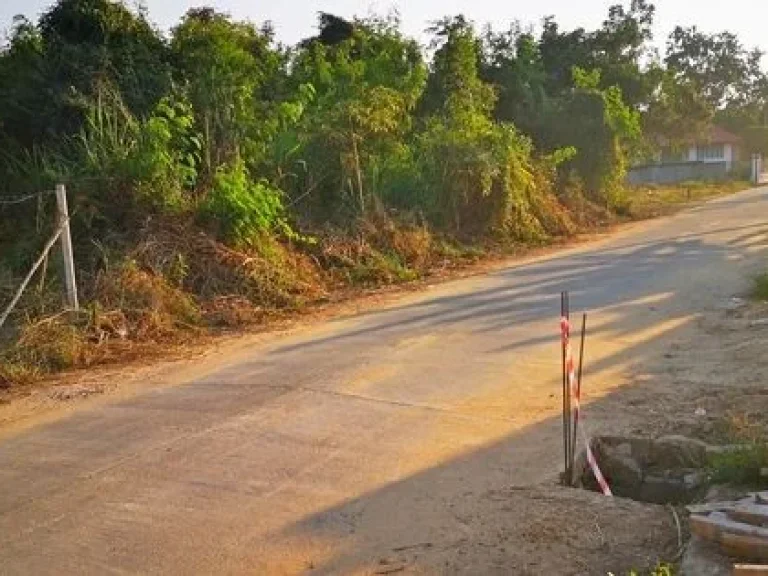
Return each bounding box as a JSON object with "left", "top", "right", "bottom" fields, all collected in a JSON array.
[{"left": 2, "top": 187, "right": 768, "bottom": 574}]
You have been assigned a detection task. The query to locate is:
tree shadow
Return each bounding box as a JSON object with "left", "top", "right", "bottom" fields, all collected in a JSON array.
[{"left": 268, "top": 221, "right": 768, "bottom": 361}]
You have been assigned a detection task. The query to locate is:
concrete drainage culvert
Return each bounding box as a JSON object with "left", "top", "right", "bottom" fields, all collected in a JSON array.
[{"left": 571, "top": 435, "right": 713, "bottom": 504}]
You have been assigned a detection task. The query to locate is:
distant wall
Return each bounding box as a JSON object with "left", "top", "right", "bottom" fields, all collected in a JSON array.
[{"left": 627, "top": 161, "right": 729, "bottom": 185}]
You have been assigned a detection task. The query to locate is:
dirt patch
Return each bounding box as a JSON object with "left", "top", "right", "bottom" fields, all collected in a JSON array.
[
  {"left": 403, "top": 486, "right": 678, "bottom": 575},
  {"left": 608, "top": 300, "right": 768, "bottom": 443}
]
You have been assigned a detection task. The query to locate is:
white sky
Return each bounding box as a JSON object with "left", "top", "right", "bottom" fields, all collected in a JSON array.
[{"left": 2, "top": 0, "right": 766, "bottom": 59}]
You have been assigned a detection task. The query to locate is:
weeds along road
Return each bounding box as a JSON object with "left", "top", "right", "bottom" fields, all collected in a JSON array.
[{"left": 1, "top": 187, "right": 768, "bottom": 574}]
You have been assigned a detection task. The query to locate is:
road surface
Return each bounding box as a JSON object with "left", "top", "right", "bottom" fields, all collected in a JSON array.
[{"left": 2, "top": 187, "right": 768, "bottom": 574}]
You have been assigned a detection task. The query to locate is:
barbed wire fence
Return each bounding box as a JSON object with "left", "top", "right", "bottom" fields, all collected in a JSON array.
[{"left": 0, "top": 185, "right": 78, "bottom": 330}]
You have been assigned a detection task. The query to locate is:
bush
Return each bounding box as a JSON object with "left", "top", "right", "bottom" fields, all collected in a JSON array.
[
  {"left": 128, "top": 218, "right": 321, "bottom": 309},
  {"left": 200, "top": 158, "right": 287, "bottom": 244},
  {"left": 93, "top": 261, "right": 202, "bottom": 333},
  {"left": 128, "top": 95, "right": 201, "bottom": 212},
  {"left": 416, "top": 112, "right": 575, "bottom": 242}
]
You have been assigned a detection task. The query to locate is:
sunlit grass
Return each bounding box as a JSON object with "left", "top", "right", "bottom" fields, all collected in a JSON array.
[{"left": 625, "top": 180, "right": 750, "bottom": 220}]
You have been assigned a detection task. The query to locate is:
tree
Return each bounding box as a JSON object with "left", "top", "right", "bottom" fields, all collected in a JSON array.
[
  {"left": 537, "top": 67, "right": 640, "bottom": 205},
  {"left": 420, "top": 16, "right": 495, "bottom": 118},
  {"left": 288, "top": 13, "right": 426, "bottom": 217},
  {"left": 539, "top": 1, "right": 656, "bottom": 107},
  {"left": 481, "top": 25, "right": 547, "bottom": 134},
  {"left": 538, "top": 17, "right": 593, "bottom": 97},
  {"left": 0, "top": 0, "right": 169, "bottom": 149},
  {"left": 39, "top": 0, "right": 170, "bottom": 127},
  {"left": 665, "top": 26, "right": 765, "bottom": 110},
  {"left": 591, "top": 0, "right": 656, "bottom": 106},
  {"left": 643, "top": 68, "right": 713, "bottom": 148},
  {"left": 0, "top": 17, "right": 50, "bottom": 149},
  {"left": 417, "top": 16, "right": 570, "bottom": 238},
  {"left": 300, "top": 13, "right": 354, "bottom": 47},
  {"left": 170, "top": 8, "right": 284, "bottom": 176}
]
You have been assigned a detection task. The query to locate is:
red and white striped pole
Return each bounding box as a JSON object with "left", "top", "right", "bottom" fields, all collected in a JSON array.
[{"left": 560, "top": 297, "right": 612, "bottom": 496}]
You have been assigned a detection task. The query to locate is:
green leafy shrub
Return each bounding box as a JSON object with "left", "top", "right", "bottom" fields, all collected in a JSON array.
[
  {"left": 66, "top": 85, "right": 201, "bottom": 229},
  {"left": 129, "top": 95, "right": 201, "bottom": 211},
  {"left": 200, "top": 159, "right": 287, "bottom": 244}
]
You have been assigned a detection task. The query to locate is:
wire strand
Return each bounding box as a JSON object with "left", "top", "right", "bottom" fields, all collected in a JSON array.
[{"left": 0, "top": 190, "right": 56, "bottom": 206}]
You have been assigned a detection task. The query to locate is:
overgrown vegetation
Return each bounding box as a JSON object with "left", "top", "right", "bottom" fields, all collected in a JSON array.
[
  {"left": 708, "top": 412, "right": 768, "bottom": 487},
  {"left": 752, "top": 273, "right": 768, "bottom": 301},
  {"left": 626, "top": 562, "right": 675, "bottom": 576},
  {"left": 0, "top": 1, "right": 763, "bottom": 384},
  {"left": 709, "top": 443, "right": 768, "bottom": 486}
]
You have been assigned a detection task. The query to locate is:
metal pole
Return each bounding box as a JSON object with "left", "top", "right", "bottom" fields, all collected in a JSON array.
[{"left": 55, "top": 184, "right": 78, "bottom": 310}]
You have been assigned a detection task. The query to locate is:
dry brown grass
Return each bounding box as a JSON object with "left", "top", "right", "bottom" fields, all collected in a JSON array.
[
  {"left": 0, "top": 261, "right": 206, "bottom": 385},
  {"left": 128, "top": 219, "right": 324, "bottom": 308},
  {"left": 0, "top": 214, "right": 445, "bottom": 386}
]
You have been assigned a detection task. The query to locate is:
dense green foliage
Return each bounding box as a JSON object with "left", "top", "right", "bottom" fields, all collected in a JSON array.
[
  {"left": 0, "top": 1, "right": 766, "bottom": 380},
  {"left": 2, "top": 1, "right": 764, "bottom": 241}
]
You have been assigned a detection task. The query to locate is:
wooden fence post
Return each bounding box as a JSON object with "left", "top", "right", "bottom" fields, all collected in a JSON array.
[{"left": 55, "top": 184, "right": 78, "bottom": 310}]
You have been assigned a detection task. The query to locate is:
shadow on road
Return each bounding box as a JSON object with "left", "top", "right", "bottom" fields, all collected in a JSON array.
[{"left": 269, "top": 215, "right": 768, "bottom": 574}]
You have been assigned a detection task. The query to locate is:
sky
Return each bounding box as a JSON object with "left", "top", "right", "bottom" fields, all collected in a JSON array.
[{"left": 1, "top": 0, "right": 767, "bottom": 58}]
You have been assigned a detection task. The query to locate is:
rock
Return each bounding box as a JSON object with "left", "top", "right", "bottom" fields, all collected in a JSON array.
[
  {"left": 650, "top": 435, "right": 710, "bottom": 469},
  {"left": 574, "top": 435, "right": 714, "bottom": 502},
  {"left": 597, "top": 436, "right": 654, "bottom": 464},
  {"left": 724, "top": 297, "right": 747, "bottom": 317},
  {"left": 595, "top": 439, "right": 644, "bottom": 491},
  {"left": 681, "top": 536, "right": 732, "bottom": 576}
]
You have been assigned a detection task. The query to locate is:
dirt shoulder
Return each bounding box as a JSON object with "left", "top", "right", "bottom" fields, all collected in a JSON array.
[{"left": 614, "top": 297, "right": 768, "bottom": 443}]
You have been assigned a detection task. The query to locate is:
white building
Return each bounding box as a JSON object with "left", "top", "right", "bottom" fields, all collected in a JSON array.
[
  {"left": 659, "top": 125, "right": 743, "bottom": 172},
  {"left": 628, "top": 125, "right": 745, "bottom": 184}
]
